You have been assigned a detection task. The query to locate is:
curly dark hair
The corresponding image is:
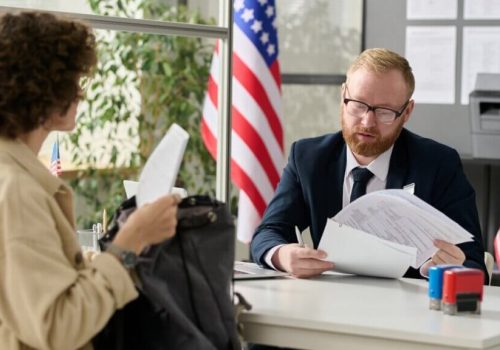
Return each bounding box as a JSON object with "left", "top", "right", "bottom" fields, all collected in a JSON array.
[{"left": 0, "top": 11, "right": 97, "bottom": 139}]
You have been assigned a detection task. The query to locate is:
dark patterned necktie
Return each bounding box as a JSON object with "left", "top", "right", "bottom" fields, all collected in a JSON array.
[{"left": 350, "top": 167, "right": 374, "bottom": 203}]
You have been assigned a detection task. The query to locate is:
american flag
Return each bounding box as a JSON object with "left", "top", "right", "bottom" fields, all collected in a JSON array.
[
  {"left": 50, "top": 136, "right": 62, "bottom": 177},
  {"left": 201, "top": 0, "right": 285, "bottom": 243}
]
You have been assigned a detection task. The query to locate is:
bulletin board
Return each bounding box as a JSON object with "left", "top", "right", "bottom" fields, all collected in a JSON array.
[{"left": 364, "top": 0, "right": 500, "bottom": 156}]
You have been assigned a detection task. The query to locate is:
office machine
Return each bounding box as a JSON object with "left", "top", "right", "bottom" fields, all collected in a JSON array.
[
  {"left": 469, "top": 73, "right": 500, "bottom": 159},
  {"left": 442, "top": 268, "right": 484, "bottom": 315}
]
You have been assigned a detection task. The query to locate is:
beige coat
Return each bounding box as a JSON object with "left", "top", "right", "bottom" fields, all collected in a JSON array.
[{"left": 0, "top": 138, "right": 138, "bottom": 350}]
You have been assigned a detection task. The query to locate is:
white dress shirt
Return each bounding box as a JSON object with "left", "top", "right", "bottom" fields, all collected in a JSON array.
[{"left": 342, "top": 144, "right": 393, "bottom": 208}]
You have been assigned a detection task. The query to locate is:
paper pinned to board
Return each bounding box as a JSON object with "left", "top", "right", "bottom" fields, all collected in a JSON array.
[
  {"left": 319, "top": 220, "right": 417, "bottom": 279},
  {"left": 331, "top": 189, "right": 473, "bottom": 269},
  {"left": 136, "top": 123, "right": 189, "bottom": 207}
]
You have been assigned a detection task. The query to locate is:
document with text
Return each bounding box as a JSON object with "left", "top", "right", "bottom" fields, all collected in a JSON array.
[{"left": 318, "top": 189, "right": 473, "bottom": 278}]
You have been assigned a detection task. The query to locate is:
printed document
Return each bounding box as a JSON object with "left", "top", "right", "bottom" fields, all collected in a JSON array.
[
  {"left": 318, "top": 189, "right": 473, "bottom": 278},
  {"left": 136, "top": 123, "right": 189, "bottom": 207}
]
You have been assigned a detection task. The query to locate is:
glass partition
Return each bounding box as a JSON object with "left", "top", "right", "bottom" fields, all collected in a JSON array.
[
  {"left": 277, "top": 0, "right": 363, "bottom": 75},
  {"left": 1, "top": 1, "right": 227, "bottom": 226},
  {"left": 40, "top": 29, "right": 217, "bottom": 226},
  {"left": 282, "top": 85, "right": 342, "bottom": 154}
]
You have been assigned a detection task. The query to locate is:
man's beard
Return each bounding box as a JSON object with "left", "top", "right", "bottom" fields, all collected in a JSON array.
[{"left": 341, "top": 116, "right": 404, "bottom": 157}]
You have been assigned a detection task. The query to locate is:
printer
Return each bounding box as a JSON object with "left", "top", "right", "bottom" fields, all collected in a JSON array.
[{"left": 469, "top": 73, "right": 500, "bottom": 159}]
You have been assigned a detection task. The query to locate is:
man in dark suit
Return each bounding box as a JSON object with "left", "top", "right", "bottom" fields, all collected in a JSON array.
[{"left": 250, "top": 48, "right": 487, "bottom": 281}]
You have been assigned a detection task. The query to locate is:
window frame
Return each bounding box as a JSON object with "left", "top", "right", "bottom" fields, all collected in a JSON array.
[{"left": 0, "top": 3, "right": 234, "bottom": 204}]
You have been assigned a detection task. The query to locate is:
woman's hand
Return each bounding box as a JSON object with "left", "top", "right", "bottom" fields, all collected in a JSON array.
[{"left": 112, "top": 194, "right": 181, "bottom": 254}]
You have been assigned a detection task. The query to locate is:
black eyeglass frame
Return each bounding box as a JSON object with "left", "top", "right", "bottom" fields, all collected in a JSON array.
[{"left": 342, "top": 85, "right": 410, "bottom": 124}]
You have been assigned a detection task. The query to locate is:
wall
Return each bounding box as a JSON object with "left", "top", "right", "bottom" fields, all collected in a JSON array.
[{"left": 365, "top": 0, "right": 500, "bottom": 253}]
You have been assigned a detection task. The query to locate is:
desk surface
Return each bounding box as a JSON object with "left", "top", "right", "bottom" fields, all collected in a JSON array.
[{"left": 235, "top": 274, "right": 500, "bottom": 350}]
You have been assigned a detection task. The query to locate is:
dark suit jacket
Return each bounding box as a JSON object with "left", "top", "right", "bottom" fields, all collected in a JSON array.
[{"left": 250, "top": 129, "right": 487, "bottom": 281}]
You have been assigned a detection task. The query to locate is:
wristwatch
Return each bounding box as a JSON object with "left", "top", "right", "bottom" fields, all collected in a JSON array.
[{"left": 106, "top": 243, "right": 138, "bottom": 269}]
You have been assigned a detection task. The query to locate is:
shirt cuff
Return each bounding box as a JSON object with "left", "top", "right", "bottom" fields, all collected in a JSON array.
[
  {"left": 419, "top": 260, "right": 431, "bottom": 279},
  {"left": 264, "top": 244, "right": 286, "bottom": 270}
]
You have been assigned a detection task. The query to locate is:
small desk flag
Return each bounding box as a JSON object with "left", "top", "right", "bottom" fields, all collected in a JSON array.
[{"left": 50, "top": 136, "right": 62, "bottom": 177}]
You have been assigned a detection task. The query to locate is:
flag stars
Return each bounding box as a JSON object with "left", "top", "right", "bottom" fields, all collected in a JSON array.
[
  {"left": 258, "top": 0, "right": 268, "bottom": 5},
  {"left": 234, "top": 0, "right": 245, "bottom": 12},
  {"left": 265, "top": 5, "right": 274, "bottom": 18},
  {"left": 241, "top": 8, "right": 254, "bottom": 22},
  {"left": 260, "top": 32, "right": 269, "bottom": 44},
  {"left": 267, "top": 44, "right": 275, "bottom": 56},
  {"left": 250, "top": 20, "right": 262, "bottom": 33}
]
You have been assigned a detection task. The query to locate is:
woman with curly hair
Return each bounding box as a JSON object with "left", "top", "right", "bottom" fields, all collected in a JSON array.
[{"left": 0, "top": 12, "right": 180, "bottom": 349}]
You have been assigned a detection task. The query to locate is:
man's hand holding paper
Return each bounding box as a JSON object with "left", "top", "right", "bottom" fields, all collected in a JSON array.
[{"left": 272, "top": 244, "right": 333, "bottom": 278}]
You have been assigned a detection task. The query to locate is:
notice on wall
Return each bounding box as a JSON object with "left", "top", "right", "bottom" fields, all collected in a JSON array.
[
  {"left": 405, "top": 26, "right": 456, "bottom": 104},
  {"left": 461, "top": 27, "right": 500, "bottom": 104},
  {"left": 407, "top": 0, "right": 457, "bottom": 20},
  {"left": 464, "top": 0, "right": 500, "bottom": 19}
]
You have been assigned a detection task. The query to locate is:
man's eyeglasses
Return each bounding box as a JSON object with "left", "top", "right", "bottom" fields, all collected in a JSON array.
[{"left": 343, "top": 85, "right": 410, "bottom": 125}]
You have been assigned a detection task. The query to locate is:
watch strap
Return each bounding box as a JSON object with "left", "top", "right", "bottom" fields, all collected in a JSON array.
[{"left": 106, "top": 243, "right": 138, "bottom": 269}]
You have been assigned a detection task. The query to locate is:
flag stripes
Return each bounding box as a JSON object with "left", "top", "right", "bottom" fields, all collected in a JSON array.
[
  {"left": 233, "top": 54, "right": 283, "bottom": 150},
  {"left": 202, "top": 0, "right": 284, "bottom": 242}
]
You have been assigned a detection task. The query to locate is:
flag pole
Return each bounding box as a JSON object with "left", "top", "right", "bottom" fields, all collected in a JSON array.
[{"left": 216, "top": 0, "right": 233, "bottom": 205}]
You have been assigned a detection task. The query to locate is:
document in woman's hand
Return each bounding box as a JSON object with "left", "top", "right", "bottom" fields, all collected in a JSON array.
[{"left": 136, "top": 123, "right": 189, "bottom": 207}]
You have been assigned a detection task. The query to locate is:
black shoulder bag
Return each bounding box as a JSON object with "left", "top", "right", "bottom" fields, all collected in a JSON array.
[{"left": 93, "top": 195, "right": 241, "bottom": 350}]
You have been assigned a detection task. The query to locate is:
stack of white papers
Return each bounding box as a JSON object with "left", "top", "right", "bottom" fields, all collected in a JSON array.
[{"left": 318, "top": 189, "right": 473, "bottom": 279}]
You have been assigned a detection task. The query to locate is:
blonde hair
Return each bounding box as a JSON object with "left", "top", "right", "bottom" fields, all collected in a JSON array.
[{"left": 346, "top": 48, "right": 415, "bottom": 99}]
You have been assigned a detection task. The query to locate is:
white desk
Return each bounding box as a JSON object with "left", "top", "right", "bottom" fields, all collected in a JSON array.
[{"left": 235, "top": 274, "right": 500, "bottom": 350}]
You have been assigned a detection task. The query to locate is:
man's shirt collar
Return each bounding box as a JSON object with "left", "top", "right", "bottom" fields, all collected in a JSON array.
[{"left": 345, "top": 144, "right": 394, "bottom": 182}]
